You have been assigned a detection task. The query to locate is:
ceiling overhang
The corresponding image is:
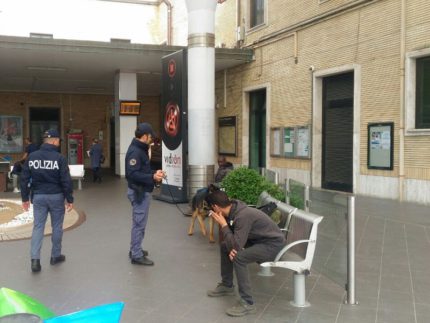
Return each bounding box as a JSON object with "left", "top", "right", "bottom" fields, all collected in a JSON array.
[{"left": 0, "top": 35, "right": 253, "bottom": 96}]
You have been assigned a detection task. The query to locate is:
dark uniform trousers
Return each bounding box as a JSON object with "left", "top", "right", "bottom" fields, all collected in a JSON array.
[
  {"left": 31, "top": 193, "right": 65, "bottom": 259},
  {"left": 127, "top": 189, "right": 151, "bottom": 258}
]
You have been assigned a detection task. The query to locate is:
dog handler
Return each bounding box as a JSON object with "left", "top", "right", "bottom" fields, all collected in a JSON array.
[
  {"left": 125, "top": 123, "right": 165, "bottom": 266},
  {"left": 20, "top": 129, "right": 74, "bottom": 273},
  {"left": 206, "top": 190, "right": 286, "bottom": 317}
]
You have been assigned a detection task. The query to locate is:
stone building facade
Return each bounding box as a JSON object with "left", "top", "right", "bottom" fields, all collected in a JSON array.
[
  {"left": 1, "top": 0, "right": 429, "bottom": 204},
  {"left": 213, "top": 0, "right": 430, "bottom": 204}
]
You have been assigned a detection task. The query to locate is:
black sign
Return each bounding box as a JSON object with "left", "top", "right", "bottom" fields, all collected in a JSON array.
[
  {"left": 155, "top": 50, "right": 188, "bottom": 203},
  {"left": 119, "top": 100, "right": 141, "bottom": 116}
]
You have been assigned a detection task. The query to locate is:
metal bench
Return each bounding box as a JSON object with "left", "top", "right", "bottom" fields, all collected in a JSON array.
[
  {"left": 69, "top": 164, "right": 85, "bottom": 190},
  {"left": 257, "top": 191, "right": 324, "bottom": 308}
]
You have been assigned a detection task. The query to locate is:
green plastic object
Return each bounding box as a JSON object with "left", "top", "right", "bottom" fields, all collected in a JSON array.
[{"left": 0, "top": 287, "right": 55, "bottom": 320}]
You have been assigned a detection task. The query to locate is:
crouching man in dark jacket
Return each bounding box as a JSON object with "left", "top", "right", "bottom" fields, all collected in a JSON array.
[{"left": 205, "top": 190, "right": 286, "bottom": 317}]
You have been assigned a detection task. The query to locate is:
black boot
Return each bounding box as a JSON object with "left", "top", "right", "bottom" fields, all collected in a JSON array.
[
  {"left": 31, "top": 259, "right": 41, "bottom": 272},
  {"left": 50, "top": 254, "right": 66, "bottom": 265}
]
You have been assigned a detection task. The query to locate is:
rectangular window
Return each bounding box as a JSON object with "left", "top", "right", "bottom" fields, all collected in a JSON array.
[
  {"left": 416, "top": 57, "right": 430, "bottom": 129},
  {"left": 250, "top": 0, "right": 264, "bottom": 28}
]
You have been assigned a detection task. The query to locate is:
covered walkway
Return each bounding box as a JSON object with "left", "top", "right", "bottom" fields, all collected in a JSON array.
[{"left": 0, "top": 175, "right": 429, "bottom": 322}]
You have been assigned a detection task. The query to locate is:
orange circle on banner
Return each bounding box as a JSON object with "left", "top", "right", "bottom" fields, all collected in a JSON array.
[
  {"left": 168, "top": 59, "right": 176, "bottom": 78},
  {"left": 164, "top": 102, "right": 180, "bottom": 137}
]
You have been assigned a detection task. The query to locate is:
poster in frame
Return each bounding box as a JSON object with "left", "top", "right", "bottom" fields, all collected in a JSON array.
[
  {"left": 282, "top": 125, "right": 311, "bottom": 159},
  {"left": 283, "top": 127, "right": 295, "bottom": 158},
  {"left": 270, "top": 127, "right": 282, "bottom": 157},
  {"left": 218, "top": 116, "right": 237, "bottom": 156},
  {"left": 367, "top": 122, "right": 394, "bottom": 170},
  {"left": 0, "top": 115, "right": 23, "bottom": 153},
  {"left": 295, "top": 126, "right": 311, "bottom": 158}
]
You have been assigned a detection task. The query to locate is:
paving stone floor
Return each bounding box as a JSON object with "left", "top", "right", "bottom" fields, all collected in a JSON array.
[{"left": 0, "top": 174, "right": 429, "bottom": 322}]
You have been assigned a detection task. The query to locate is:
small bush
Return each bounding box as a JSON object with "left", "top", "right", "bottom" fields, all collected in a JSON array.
[
  {"left": 289, "top": 193, "right": 304, "bottom": 210},
  {"left": 221, "top": 167, "right": 285, "bottom": 205},
  {"left": 288, "top": 182, "right": 305, "bottom": 209}
]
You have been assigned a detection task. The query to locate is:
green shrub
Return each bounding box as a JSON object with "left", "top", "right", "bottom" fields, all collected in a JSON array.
[
  {"left": 221, "top": 167, "right": 285, "bottom": 205},
  {"left": 289, "top": 193, "right": 304, "bottom": 210},
  {"left": 288, "top": 182, "right": 305, "bottom": 209}
]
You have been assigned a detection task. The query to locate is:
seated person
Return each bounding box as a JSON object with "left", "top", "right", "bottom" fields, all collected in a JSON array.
[
  {"left": 205, "top": 190, "right": 286, "bottom": 317},
  {"left": 214, "top": 156, "right": 233, "bottom": 184},
  {"left": 186, "top": 156, "right": 233, "bottom": 215}
]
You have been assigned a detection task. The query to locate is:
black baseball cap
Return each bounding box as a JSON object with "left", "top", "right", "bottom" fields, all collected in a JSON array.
[{"left": 137, "top": 123, "right": 156, "bottom": 137}]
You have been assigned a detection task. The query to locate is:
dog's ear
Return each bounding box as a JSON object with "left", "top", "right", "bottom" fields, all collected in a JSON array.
[{"left": 208, "top": 183, "right": 220, "bottom": 193}]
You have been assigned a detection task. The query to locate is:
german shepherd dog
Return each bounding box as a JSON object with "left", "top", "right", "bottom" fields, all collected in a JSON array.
[{"left": 187, "top": 184, "right": 220, "bottom": 243}]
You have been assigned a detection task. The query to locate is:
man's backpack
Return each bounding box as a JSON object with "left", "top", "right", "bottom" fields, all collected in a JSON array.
[{"left": 257, "top": 202, "right": 278, "bottom": 216}]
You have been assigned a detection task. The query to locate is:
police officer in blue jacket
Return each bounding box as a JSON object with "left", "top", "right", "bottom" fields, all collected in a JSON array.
[
  {"left": 89, "top": 138, "right": 103, "bottom": 183},
  {"left": 20, "top": 129, "right": 74, "bottom": 273},
  {"left": 126, "top": 123, "right": 164, "bottom": 266}
]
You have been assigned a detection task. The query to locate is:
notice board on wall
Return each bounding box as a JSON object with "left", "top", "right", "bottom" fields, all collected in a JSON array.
[
  {"left": 368, "top": 122, "right": 393, "bottom": 170},
  {"left": 218, "top": 116, "right": 237, "bottom": 156},
  {"left": 270, "top": 125, "right": 311, "bottom": 159}
]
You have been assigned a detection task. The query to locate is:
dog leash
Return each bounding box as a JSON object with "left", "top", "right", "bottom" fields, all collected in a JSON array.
[{"left": 163, "top": 177, "right": 190, "bottom": 216}]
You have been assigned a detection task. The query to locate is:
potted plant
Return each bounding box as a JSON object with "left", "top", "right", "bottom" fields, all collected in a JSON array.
[{"left": 220, "top": 167, "right": 285, "bottom": 205}]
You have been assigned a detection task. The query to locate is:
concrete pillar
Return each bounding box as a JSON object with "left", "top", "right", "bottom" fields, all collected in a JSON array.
[
  {"left": 185, "top": 0, "right": 217, "bottom": 196},
  {"left": 114, "top": 72, "right": 137, "bottom": 176}
]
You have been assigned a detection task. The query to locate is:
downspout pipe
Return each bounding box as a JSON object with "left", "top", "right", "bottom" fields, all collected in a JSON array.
[
  {"left": 160, "top": 0, "right": 173, "bottom": 45},
  {"left": 399, "top": 0, "right": 406, "bottom": 200},
  {"left": 236, "top": 0, "right": 241, "bottom": 48}
]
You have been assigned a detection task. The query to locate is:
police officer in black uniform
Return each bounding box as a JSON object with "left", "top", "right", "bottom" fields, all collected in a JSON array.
[
  {"left": 20, "top": 129, "right": 74, "bottom": 273},
  {"left": 126, "top": 123, "right": 164, "bottom": 266}
]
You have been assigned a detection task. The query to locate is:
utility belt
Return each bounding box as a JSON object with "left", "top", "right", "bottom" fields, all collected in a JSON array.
[{"left": 129, "top": 183, "right": 147, "bottom": 203}]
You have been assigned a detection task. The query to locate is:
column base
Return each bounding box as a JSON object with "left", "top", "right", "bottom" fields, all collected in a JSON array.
[{"left": 187, "top": 165, "right": 214, "bottom": 199}]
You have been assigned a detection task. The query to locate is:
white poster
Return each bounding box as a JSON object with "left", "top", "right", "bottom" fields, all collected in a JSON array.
[
  {"left": 296, "top": 127, "right": 310, "bottom": 157},
  {"left": 272, "top": 128, "right": 281, "bottom": 155},
  {"left": 162, "top": 141, "right": 183, "bottom": 187}
]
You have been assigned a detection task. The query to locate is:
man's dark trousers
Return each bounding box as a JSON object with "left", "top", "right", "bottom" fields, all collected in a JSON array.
[{"left": 220, "top": 242, "right": 284, "bottom": 304}]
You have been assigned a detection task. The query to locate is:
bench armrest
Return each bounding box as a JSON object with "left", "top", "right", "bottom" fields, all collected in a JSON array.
[{"left": 274, "top": 239, "right": 312, "bottom": 262}]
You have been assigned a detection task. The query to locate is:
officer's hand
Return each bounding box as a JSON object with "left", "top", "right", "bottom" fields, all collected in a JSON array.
[
  {"left": 153, "top": 170, "right": 164, "bottom": 182},
  {"left": 65, "top": 203, "right": 73, "bottom": 212},
  {"left": 22, "top": 201, "right": 30, "bottom": 212}
]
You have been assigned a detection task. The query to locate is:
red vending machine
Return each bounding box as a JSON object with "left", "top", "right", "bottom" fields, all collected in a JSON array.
[{"left": 67, "top": 133, "right": 84, "bottom": 165}]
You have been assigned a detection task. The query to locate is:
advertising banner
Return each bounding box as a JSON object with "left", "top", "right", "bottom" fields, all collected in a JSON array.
[{"left": 156, "top": 49, "right": 188, "bottom": 203}]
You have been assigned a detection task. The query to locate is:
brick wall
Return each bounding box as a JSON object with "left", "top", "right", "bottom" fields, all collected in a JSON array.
[{"left": 0, "top": 92, "right": 161, "bottom": 167}]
